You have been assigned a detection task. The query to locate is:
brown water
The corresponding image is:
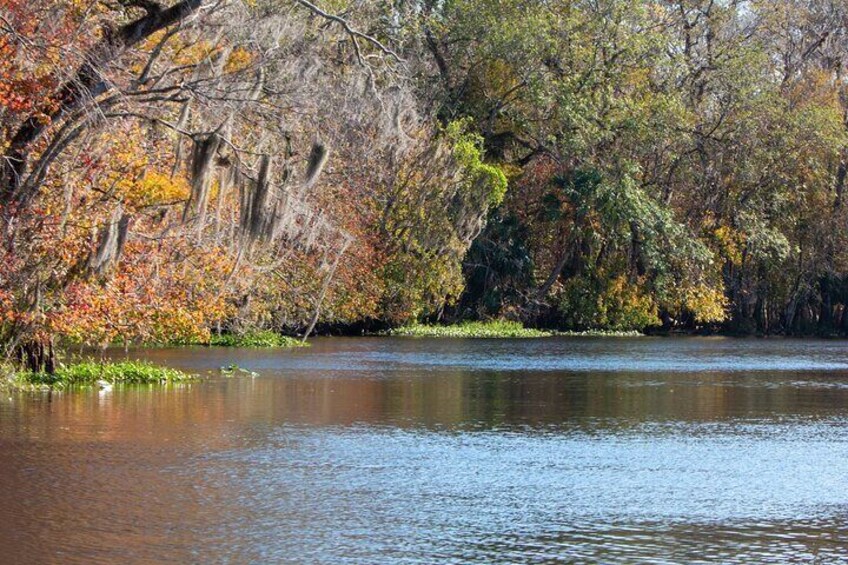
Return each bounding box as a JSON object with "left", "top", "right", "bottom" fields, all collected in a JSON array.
[{"left": 1, "top": 337, "right": 848, "bottom": 563}]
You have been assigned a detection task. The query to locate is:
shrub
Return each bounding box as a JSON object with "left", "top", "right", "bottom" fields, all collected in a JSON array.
[{"left": 207, "top": 330, "right": 308, "bottom": 348}]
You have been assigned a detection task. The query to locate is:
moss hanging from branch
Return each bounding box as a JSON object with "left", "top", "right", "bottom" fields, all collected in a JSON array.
[
  {"left": 304, "top": 142, "right": 329, "bottom": 188},
  {"left": 183, "top": 131, "right": 223, "bottom": 225},
  {"left": 170, "top": 100, "right": 191, "bottom": 178},
  {"left": 88, "top": 204, "right": 130, "bottom": 275},
  {"left": 250, "top": 154, "right": 274, "bottom": 239}
]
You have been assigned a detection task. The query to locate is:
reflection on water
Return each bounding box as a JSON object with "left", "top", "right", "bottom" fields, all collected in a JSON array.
[{"left": 2, "top": 337, "right": 848, "bottom": 563}]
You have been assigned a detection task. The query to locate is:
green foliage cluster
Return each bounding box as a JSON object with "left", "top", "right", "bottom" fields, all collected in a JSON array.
[
  {"left": 13, "top": 361, "right": 193, "bottom": 389},
  {"left": 557, "top": 272, "right": 659, "bottom": 332},
  {"left": 446, "top": 120, "right": 508, "bottom": 208},
  {"left": 384, "top": 321, "right": 552, "bottom": 338},
  {"left": 207, "top": 331, "right": 307, "bottom": 348},
  {"left": 378, "top": 120, "right": 508, "bottom": 324}
]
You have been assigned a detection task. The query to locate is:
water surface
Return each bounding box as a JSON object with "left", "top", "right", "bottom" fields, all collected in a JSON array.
[{"left": 2, "top": 337, "right": 848, "bottom": 563}]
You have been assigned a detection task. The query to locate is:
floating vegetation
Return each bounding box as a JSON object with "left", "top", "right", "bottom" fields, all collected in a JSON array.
[
  {"left": 382, "top": 321, "right": 552, "bottom": 338},
  {"left": 553, "top": 330, "right": 644, "bottom": 337},
  {"left": 381, "top": 322, "right": 645, "bottom": 338},
  {"left": 6, "top": 361, "right": 195, "bottom": 390}
]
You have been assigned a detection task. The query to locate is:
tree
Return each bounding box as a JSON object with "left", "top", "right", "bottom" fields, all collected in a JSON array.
[{"left": 0, "top": 0, "right": 416, "bottom": 368}]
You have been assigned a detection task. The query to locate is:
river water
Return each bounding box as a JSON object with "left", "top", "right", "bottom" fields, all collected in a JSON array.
[{"left": 1, "top": 337, "right": 848, "bottom": 563}]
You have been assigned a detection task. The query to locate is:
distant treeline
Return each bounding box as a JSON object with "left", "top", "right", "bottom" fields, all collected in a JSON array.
[{"left": 435, "top": 0, "right": 848, "bottom": 337}]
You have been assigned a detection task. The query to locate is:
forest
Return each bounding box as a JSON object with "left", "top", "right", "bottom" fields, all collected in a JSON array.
[{"left": 3, "top": 0, "right": 848, "bottom": 371}]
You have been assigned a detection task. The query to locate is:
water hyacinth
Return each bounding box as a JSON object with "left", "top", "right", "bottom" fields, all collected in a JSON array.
[
  {"left": 382, "top": 321, "right": 552, "bottom": 338},
  {"left": 10, "top": 361, "right": 195, "bottom": 390},
  {"left": 553, "top": 330, "right": 644, "bottom": 337}
]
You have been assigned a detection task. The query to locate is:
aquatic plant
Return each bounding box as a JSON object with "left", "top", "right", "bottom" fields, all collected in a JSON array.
[
  {"left": 553, "top": 330, "right": 644, "bottom": 337},
  {"left": 382, "top": 321, "right": 552, "bottom": 338},
  {"left": 9, "top": 361, "right": 194, "bottom": 390}
]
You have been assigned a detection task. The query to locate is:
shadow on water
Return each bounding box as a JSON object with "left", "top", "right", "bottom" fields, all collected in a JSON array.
[{"left": 2, "top": 337, "right": 848, "bottom": 563}]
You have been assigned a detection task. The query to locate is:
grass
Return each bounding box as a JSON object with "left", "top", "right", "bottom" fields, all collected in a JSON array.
[
  {"left": 207, "top": 330, "right": 308, "bottom": 348},
  {"left": 6, "top": 360, "right": 194, "bottom": 390},
  {"left": 383, "top": 320, "right": 553, "bottom": 338}
]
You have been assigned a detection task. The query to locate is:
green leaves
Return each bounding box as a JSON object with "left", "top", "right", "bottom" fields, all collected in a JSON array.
[
  {"left": 17, "top": 361, "right": 194, "bottom": 388},
  {"left": 446, "top": 119, "right": 508, "bottom": 207},
  {"left": 207, "top": 331, "right": 307, "bottom": 348}
]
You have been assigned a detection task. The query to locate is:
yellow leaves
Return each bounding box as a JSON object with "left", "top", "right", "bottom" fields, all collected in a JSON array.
[
  {"left": 147, "top": 306, "right": 212, "bottom": 345},
  {"left": 712, "top": 225, "right": 744, "bottom": 267},
  {"left": 623, "top": 67, "right": 651, "bottom": 90},
  {"left": 172, "top": 40, "right": 218, "bottom": 68},
  {"left": 481, "top": 59, "right": 521, "bottom": 96},
  {"left": 682, "top": 283, "right": 729, "bottom": 324},
  {"left": 91, "top": 124, "right": 189, "bottom": 208},
  {"left": 124, "top": 171, "right": 190, "bottom": 208},
  {"left": 138, "top": 31, "right": 233, "bottom": 72},
  {"left": 140, "top": 29, "right": 168, "bottom": 52},
  {"left": 558, "top": 272, "right": 660, "bottom": 331},
  {"left": 602, "top": 275, "right": 660, "bottom": 329},
  {"left": 225, "top": 48, "right": 255, "bottom": 73},
  {"left": 499, "top": 163, "right": 523, "bottom": 182}
]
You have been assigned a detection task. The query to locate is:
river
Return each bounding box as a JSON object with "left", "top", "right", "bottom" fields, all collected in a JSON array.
[{"left": 1, "top": 337, "right": 847, "bottom": 563}]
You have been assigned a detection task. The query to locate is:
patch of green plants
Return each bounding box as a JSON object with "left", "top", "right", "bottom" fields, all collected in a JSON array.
[
  {"left": 10, "top": 360, "right": 194, "bottom": 390},
  {"left": 207, "top": 330, "right": 308, "bottom": 348},
  {"left": 382, "top": 320, "right": 553, "bottom": 338},
  {"left": 553, "top": 330, "right": 644, "bottom": 337},
  {"left": 139, "top": 330, "right": 308, "bottom": 348}
]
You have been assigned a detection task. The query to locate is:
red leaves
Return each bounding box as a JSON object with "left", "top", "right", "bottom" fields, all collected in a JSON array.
[{"left": 0, "top": 0, "right": 90, "bottom": 130}]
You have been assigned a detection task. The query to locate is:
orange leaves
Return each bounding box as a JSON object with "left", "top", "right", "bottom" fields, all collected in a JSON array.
[
  {"left": 0, "top": 76, "right": 54, "bottom": 113},
  {"left": 52, "top": 238, "right": 236, "bottom": 346},
  {"left": 225, "top": 48, "right": 256, "bottom": 73}
]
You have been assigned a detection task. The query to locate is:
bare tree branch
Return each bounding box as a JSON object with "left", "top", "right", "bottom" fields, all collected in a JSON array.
[{"left": 293, "top": 0, "right": 404, "bottom": 64}]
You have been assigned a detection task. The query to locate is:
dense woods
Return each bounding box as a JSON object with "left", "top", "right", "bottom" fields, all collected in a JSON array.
[{"left": 3, "top": 0, "right": 848, "bottom": 369}]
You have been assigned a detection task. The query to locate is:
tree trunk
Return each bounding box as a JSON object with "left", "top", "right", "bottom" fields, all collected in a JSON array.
[{"left": 16, "top": 339, "right": 56, "bottom": 374}]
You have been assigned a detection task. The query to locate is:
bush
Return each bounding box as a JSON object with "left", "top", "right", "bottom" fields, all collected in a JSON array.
[
  {"left": 558, "top": 273, "right": 659, "bottom": 331},
  {"left": 207, "top": 330, "right": 307, "bottom": 348}
]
